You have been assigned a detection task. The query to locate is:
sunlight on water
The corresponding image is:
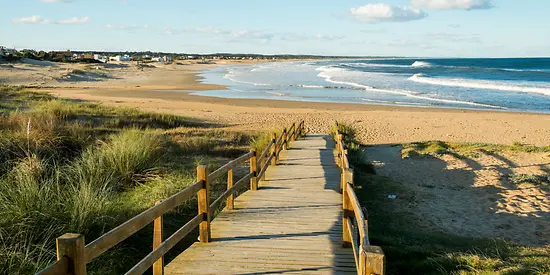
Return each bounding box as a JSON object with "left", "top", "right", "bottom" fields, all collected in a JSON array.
[{"left": 196, "top": 58, "right": 550, "bottom": 113}]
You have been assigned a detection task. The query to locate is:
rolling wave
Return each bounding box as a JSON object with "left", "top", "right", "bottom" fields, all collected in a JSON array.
[
  {"left": 409, "top": 73, "right": 550, "bottom": 95},
  {"left": 316, "top": 66, "right": 505, "bottom": 109},
  {"left": 411, "top": 61, "right": 433, "bottom": 68}
]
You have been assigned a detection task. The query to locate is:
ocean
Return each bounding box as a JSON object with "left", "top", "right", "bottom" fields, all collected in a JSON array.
[{"left": 197, "top": 58, "right": 550, "bottom": 113}]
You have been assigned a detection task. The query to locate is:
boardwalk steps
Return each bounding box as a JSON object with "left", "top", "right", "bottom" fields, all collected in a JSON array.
[
  {"left": 165, "top": 135, "right": 355, "bottom": 274},
  {"left": 35, "top": 122, "right": 385, "bottom": 275}
]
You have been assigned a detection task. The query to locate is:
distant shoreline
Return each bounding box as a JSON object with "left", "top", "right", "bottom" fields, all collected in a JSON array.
[{"left": 5, "top": 58, "right": 549, "bottom": 146}]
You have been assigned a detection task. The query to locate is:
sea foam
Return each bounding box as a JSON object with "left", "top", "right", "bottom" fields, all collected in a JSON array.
[
  {"left": 411, "top": 61, "right": 433, "bottom": 68},
  {"left": 409, "top": 73, "right": 550, "bottom": 95}
]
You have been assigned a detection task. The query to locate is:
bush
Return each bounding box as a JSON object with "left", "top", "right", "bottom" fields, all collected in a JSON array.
[
  {"left": 250, "top": 132, "right": 273, "bottom": 155},
  {"left": 68, "top": 130, "right": 166, "bottom": 191},
  {"left": 508, "top": 174, "right": 550, "bottom": 186}
]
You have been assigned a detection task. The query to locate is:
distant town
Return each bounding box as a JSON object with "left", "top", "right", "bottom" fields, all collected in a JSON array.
[{"left": 0, "top": 46, "right": 356, "bottom": 64}]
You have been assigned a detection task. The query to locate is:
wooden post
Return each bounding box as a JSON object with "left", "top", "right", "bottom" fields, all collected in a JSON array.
[
  {"left": 197, "top": 165, "right": 211, "bottom": 243},
  {"left": 250, "top": 149, "right": 258, "bottom": 191},
  {"left": 226, "top": 169, "right": 234, "bottom": 210},
  {"left": 270, "top": 133, "right": 277, "bottom": 166},
  {"left": 342, "top": 168, "right": 354, "bottom": 248},
  {"left": 153, "top": 201, "right": 163, "bottom": 275},
  {"left": 56, "top": 233, "right": 86, "bottom": 275},
  {"left": 359, "top": 245, "right": 385, "bottom": 275},
  {"left": 283, "top": 129, "right": 288, "bottom": 150},
  {"left": 291, "top": 123, "right": 296, "bottom": 142}
]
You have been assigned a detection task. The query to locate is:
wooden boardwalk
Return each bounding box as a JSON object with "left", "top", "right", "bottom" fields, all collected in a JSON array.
[{"left": 165, "top": 134, "right": 357, "bottom": 275}]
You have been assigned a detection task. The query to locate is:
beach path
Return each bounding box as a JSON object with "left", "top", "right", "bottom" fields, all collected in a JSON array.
[{"left": 164, "top": 134, "right": 356, "bottom": 275}]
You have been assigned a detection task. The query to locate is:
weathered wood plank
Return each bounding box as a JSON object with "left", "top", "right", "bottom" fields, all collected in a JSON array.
[{"left": 165, "top": 134, "right": 356, "bottom": 275}]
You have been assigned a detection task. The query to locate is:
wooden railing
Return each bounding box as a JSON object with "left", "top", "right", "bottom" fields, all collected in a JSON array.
[
  {"left": 36, "top": 121, "right": 305, "bottom": 275},
  {"left": 335, "top": 123, "right": 385, "bottom": 275}
]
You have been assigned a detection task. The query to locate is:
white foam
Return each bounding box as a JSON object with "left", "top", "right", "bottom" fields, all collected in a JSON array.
[
  {"left": 265, "top": 91, "right": 286, "bottom": 96},
  {"left": 316, "top": 66, "right": 504, "bottom": 109},
  {"left": 342, "top": 62, "right": 410, "bottom": 69},
  {"left": 298, "top": 84, "right": 325, "bottom": 89},
  {"left": 409, "top": 73, "right": 550, "bottom": 96},
  {"left": 223, "top": 70, "right": 271, "bottom": 86},
  {"left": 411, "top": 61, "right": 433, "bottom": 68}
]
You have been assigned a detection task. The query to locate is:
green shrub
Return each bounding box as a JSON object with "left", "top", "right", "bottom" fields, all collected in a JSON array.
[
  {"left": 250, "top": 132, "right": 273, "bottom": 155},
  {"left": 68, "top": 130, "right": 166, "bottom": 190},
  {"left": 508, "top": 174, "right": 550, "bottom": 185}
]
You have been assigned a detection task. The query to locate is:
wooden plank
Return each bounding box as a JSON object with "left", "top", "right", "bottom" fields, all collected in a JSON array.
[
  {"left": 35, "top": 257, "right": 69, "bottom": 275},
  {"left": 226, "top": 169, "right": 234, "bottom": 210},
  {"left": 197, "top": 166, "right": 210, "bottom": 243},
  {"left": 165, "top": 134, "right": 359, "bottom": 275},
  {"left": 209, "top": 151, "right": 253, "bottom": 181},
  {"left": 56, "top": 234, "right": 86, "bottom": 275},
  {"left": 257, "top": 140, "right": 274, "bottom": 165},
  {"left": 125, "top": 215, "right": 202, "bottom": 275},
  {"left": 152, "top": 201, "right": 163, "bottom": 275},
  {"left": 256, "top": 153, "right": 273, "bottom": 180},
  {"left": 85, "top": 181, "right": 202, "bottom": 262},
  {"left": 346, "top": 183, "right": 368, "bottom": 247},
  {"left": 209, "top": 172, "right": 253, "bottom": 214},
  {"left": 249, "top": 150, "right": 258, "bottom": 191}
]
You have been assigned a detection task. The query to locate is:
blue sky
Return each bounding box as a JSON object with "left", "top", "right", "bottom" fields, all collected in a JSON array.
[{"left": 1, "top": 0, "right": 548, "bottom": 57}]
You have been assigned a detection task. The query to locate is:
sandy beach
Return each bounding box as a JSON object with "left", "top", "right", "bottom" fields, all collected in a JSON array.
[
  {"left": 2, "top": 58, "right": 550, "bottom": 247},
  {"left": 2, "top": 58, "right": 550, "bottom": 146}
]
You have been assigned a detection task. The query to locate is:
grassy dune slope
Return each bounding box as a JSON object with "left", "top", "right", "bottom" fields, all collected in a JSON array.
[
  {"left": 0, "top": 86, "right": 262, "bottom": 274},
  {"left": 334, "top": 122, "right": 550, "bottom": 275}
]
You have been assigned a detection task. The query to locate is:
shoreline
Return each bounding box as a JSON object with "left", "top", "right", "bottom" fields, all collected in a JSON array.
[{"left": 5, "top": 59, "right": 550, "bottom": 146}]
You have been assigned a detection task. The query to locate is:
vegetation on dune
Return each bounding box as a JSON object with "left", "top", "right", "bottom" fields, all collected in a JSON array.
[
  {"left": 402, "top": 140, "right": 550, "bottom": 159},
  {"left": 0, "top": 85, "right": 262, "bottom": 274},
  {"left": 335, "top": 122, "right": 550, "bottom": 275},
  {"left": 330, "top": 122, "right": 376, "bottom": 174},
  {"left": 508, "top": 173, "right": 550, "bottom": 186}
]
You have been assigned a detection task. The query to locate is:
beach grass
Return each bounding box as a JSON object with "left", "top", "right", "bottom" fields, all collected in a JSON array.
[
  {"left": 0, "top": 85, "right": 263, "bottom": 274},
  {"left": 337, "top": 122, "right": 550, "bottom": 275},
  {"left": 402, "top": 140, "right": 550, "bottom": 159}
]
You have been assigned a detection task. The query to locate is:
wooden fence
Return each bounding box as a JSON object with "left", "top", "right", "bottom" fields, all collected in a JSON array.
[
  {"left": 35, "top": 121, "right": 305, "bottom": 275},
  {"left": 335, "top": 122, "right": 385, "bottom": 275}
]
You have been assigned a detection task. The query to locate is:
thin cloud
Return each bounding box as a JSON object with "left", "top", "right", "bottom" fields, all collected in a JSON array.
[
  {"left": 184, "top": 26, "right": 230, "bottom": 35},
  {"left": 281, "top": 33, "right": 344, "bottom": 41},
  {"left": 40, "top": 0, "right": 73, "bottom": 3},
  {"left": 12, "top": 15, "right": 45, "bottom": 24},
  {"left": 105, "top": 24, "right": 149, "bottom": 30},
  {"left": 411, "top": 0, "right": 493, "bottom": 10},
  {"left": 350, "top": 3, "right": 427, "bottom": 23},
  {"left": 55, "top": 16, "right": 89, "bottom": 24},
  {"left": 428, "top": 31, "right": 482, "bottom": 43}
]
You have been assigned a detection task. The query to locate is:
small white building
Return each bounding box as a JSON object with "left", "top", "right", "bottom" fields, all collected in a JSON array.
[
  {"left": 110, "top": 54, "right": 131, "bottom": 62},
  {"left": 93, "top": 54, "right": 108, "bottom": 63},
  {"left": 151, "top": 56, "right": 164, "bottom": 62}
]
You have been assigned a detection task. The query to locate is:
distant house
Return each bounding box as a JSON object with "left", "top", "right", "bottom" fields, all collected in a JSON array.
[
  {"left": 151, "top": 56, "right": 164, "bottom": 62},
  {"left": 50, "top": 51, "right": 73, "bottom": 62},
  {"left": 163, "top": 55, "right": 173, "bottom": 62},
  {"left": 93, "top": 54, "right": 108, "bottom": 63},
  {"left": 109, "top": 54, "right": 131, "bottom": 62},
  {"left": 187, "top": 55, "right": 196, "bottom": 60}
]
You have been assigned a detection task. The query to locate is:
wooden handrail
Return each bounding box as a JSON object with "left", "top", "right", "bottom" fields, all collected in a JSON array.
[
  {"left": 35, "top": 257, "right": 69, "bottom": 275},
  {"left": 257, "top": 139, "right": 274, "bottom": 165},
  {"left": 334, "top": 122, "right": 385, "bottom": 275},
  {"left": 256, "top": 152, "right": 275, "bottom": 180},
  {"left": 209, "top": 151, "right": 254, "bottom": 181},
  {"left": 346, "top": 182, "right": 368, "bottom": 246},
  {"left": 125, "top": 214, "right": 203, "bottom": 275},
  {"left": 209, "top": 172, "right": 253, "bottom": 214},
  {"left": 85, "top": 180, "right": 203, "bottom": 262},
  {"left": 36, "top": 121, "right": 306, "bottom": 275}
]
